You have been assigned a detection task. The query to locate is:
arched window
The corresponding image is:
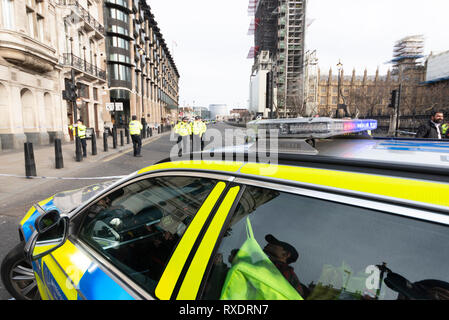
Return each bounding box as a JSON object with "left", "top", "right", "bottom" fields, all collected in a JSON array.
[{"left": 21, "top": 88, "right": 36, "bottom": 131}]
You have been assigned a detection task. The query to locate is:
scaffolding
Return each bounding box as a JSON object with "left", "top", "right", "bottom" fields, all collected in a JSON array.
[
  {"left": 390, "top": 35, "right": 425, "bottom": 74},
  {"left": 303, "top": 50, "right": 319, "bottom": 116},
  {"left": 247, "top": 0, "right": 307, "bottom": 118},
  {"left": 279, "top": 0, "right": 307, "bottom": 117}
]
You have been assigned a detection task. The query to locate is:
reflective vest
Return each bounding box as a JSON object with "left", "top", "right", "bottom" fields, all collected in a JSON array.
[
  {"left": 442, "top": 123, "right": 448, "bottom": 136},
  {"left": 192, "top": 121, "right": 207, "bottom": 137},
  {"left": 70, "top": 124, "right": 86, "bottom": 139},
  {"left": 174, "top": 122, "right": 191, "bottom": 136},
  {"left": 220, "top": 218, "right": 303, "bottom": 300},
  {"left": 129, "top": 120, "right": 143, "bottom": 135}
]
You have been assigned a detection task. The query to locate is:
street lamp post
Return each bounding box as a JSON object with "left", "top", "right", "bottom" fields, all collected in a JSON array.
[
  {"left": 337, "top": 60, "right": 343, "bottom": 106},
  {"left": 336, "top": 60, "right": 348, "bottom": 118}
]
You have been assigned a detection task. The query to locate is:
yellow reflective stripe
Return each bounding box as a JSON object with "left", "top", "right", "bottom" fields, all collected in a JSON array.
[
  {"left": 240, "top": 163, "right": 449, "bottom": 207},
  {"left": 177, "top": 186, "right": 240, "bottom": 300},
  {"left": 51, "top": 240, "right": 91, "bottom": 287},
  {"left": 40, "top": 254, "right": 79, "bottom": 300},
  {"left": 138, "top": 160, "right": 244, "bottom": 175},
  {"left": 155, "top": 181, "right": 227, "bottom": 300},
  {"left": 39, "top": 239, "right": 92, "bottom": 300},
  {"left": 34, "top": 271, "right": 51, "bottom": 300},
  {"left": 20, "top": 196, "right": 55, "bottom": 226}
]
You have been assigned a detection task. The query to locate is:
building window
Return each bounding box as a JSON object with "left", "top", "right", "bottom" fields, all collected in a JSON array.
[
  {"left": 108, "top": 24, "right": 129, "bottom": 36},
  {"left": 320, "top": 97, "right": 327, "bottom": 105},
  {"left": 77, "top": 83, "right": 89, "bottom": 98},
  {"left": 37, "top": 15, "right": 44, "bottom": 42},
  {"left": 2, "top": 0, "right": 15, "bottom": 29},
  {"left": 109, "top": 36, "right": 129, "bottom": 50},
  {"left": 109, "top": 64, "right": 131, "bottom": 82},
  {"left": 27, "top": 9, "right": 35, "bottom": 37},
  {"left": 332, "top": 96, "right": 338, "bottom": 104},
  {"left": 109, "top": 8, "right": 128, "bottom": 23},
  {"left": 109, "top": 53, "right": 130, "bottom": 64}
]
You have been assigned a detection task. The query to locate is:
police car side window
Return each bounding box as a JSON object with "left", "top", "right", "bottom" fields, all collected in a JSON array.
[
  {"left": 201, "top": 185, "right": 449, "bottom": 300},
  {"left": 79, "top": 176, "right": 218, "bottom": 297}
]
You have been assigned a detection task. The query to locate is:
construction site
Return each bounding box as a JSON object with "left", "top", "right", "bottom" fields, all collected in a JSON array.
[
  {"left": 390, "top": 35, "right": 425, "bottom": 76},
  {"left": 248, "top": 0, "right": 307, "bottom": 118}
]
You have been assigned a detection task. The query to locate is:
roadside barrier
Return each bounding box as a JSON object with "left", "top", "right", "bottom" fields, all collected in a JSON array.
[
  {"left": 103, "top": 132, "right": 108, "bottom": 152},
  {"left": 54, "top": 139, "right": 64, "bottom": 169},
  {"left": 112, "top": 127, "right": 117, "bottom": 149},
  {"left": 91, "top": 131, "right": 98, "bottom": 156},
  {"left": 126, "top": 127, "right": 130, "bottom": 144},
  {"left": 24, "top": 142, "right": 37, "bottom": 177},
  {"left": 75, "top": 136, "right": 82, "bottom": 162}
]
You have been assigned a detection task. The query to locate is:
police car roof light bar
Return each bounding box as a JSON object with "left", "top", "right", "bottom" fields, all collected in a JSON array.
[{"left": 246, "top": 117, "right": 378, "bottom": 139}]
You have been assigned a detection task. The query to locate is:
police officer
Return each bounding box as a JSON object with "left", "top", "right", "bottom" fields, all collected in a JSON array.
[
  {"left": 129, "top": 115, "right": 143, "bottom": 157},
  {"left": 174, "top": 117, "right": 192, "bottom": 155},
  {"left": 69, "top": 119, "right": 87, "bottom": 157},
  {"left": 192, "top": 116, "right": 207, "bottom": 151}
]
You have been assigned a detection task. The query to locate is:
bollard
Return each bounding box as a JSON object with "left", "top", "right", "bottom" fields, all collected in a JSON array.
[
  {"left": 120, "top": 130, "right": 124, "bottom": 146},
  {"left": 125, "top": 127, "right": 130, "bottom": 144},
  {"left": 141, "top": 118, "right": 146, "bottom": 139},
  {"left": 112, "top": 127, "right": 117, "bottom": 149},
  {"left": 91, "top": 131, "right": 97, "bottom": 156},
  {"left": 24, "top": 142, "right": 37, "bottom": 177},
  {"left": 149, "top": 127, "right": 153, "bottom": 137},
  {"left": 54, "top": 139, "right": 64, "bottom": 169},
  {"left": 75, "top": 136, "right": 82, "bottom": 162},
  {"left": 103, "top": 131, "right": 108, "bottom": 152},
  {"left": 158, "top": 126, "right": 161, "bottom": 134}
]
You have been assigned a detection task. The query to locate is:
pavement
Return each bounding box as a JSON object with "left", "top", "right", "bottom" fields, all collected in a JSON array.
[{"left": 0, "top": 130, "right": 170, "bottom": 208}]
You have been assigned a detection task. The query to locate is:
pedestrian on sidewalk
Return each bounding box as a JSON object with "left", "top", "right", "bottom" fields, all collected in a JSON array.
[
  {"left": 416, "top": 111, "right": 446, "bottom": 139},
  {"left": 69, "top": 119, "right": 87, "bottom": 157},
  {"left": 129, "top": 115, "right": 143, "bottom": 157}
]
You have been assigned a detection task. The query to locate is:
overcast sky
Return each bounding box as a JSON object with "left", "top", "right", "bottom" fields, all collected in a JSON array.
[{"left": 147, "top": 0, "right": 449, "bottom": 109}]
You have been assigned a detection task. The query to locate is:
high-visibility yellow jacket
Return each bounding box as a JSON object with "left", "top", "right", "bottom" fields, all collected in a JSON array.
[
  {"left": 192, "top": 120, "right": 207, "bottom": 137},
  {"left": 442, "top": 123, "right": 449, "bottom": 137},
  {"left": 69, "top": 124, "right": 87, "bottom": 139},
  {"left": 174, "top": 122, "right": 192, "bottom": 136},
  {"left": 129, "top": 120, "right": 143, "bottom": 135}
]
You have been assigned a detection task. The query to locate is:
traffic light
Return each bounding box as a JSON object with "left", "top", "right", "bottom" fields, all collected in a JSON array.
[
  {"left": 68, "top": 82, "right": 78, "bottom": 101},
  {"left": 388, "top": 90, "right": 398, "bottom": 108},
  {"left": 63, "top": 80, "right": 78, "bottom": 101}
]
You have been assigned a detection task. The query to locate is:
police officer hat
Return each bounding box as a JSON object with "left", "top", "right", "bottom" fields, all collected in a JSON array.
[
  {"left": 265, "top": 234, "right": 299, "bottom": 264},
  {"left": 182, "top": 117, "right": 189, "bottom": 121}
]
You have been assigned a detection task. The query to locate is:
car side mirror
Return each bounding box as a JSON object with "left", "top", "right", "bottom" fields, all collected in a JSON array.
[
  {"left": 25, "top": 210, "right": 69, "bottom": 261},
  {"left": 35, "top": 210, "right": 60, "bottom": 234}
]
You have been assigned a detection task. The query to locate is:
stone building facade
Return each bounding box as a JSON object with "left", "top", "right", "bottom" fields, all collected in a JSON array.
[
  {"left": 0, "top": 0, "right": 62, "bottom": 149},
  {"left": 0, "top": 0, "right": 179, "bottom": 150},
  {"left": 103, "top": 0, "right": 180, "bottom": 129}
]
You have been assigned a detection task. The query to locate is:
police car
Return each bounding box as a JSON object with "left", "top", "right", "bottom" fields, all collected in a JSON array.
[{"left": 2, "top": 118, "right": 449, "bottom": 300}]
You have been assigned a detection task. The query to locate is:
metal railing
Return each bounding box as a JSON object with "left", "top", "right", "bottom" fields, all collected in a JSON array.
[
  {"left": 58, "top": 0, "right": 105, "bottom": 35},
  {"left": 62, "top": 53, "right": 106, "bottom": 80}
]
